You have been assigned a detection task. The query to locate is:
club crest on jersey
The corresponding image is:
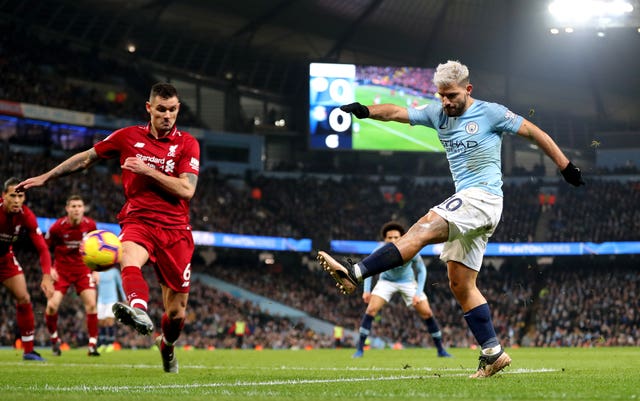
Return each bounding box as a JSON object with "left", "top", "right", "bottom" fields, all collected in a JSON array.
[
  {"left": 168, "top": 145, "right": 178, "bottom": 157},
  {"left": 465, "top": 122, "right": 479, "bottom": 134}
]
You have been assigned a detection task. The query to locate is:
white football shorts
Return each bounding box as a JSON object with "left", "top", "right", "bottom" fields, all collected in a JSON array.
[
  {"left": 430, "top": 187, "right": 503, "bottom": 271},
  {"left": 97, "top": 302, "right": 116, "bottom": 320},
  {"left": 371, "top": 279, "right": 427, "bottom": 307}
]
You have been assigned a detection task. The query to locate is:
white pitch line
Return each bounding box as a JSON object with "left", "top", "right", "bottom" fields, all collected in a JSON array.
[
  {"left": 1, "top": 368, "right": 558, "bottom": 393},
  {"left": 0, "top": 360, "right": 560, "bottom": 374},
  {"left": 362, "top": 119, "right": 441, "bottom": 151}
]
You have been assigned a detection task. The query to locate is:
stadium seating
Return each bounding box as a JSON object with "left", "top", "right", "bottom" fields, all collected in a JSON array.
[{"left": 1, "top": 18, "right": 638, "bottom": 351}]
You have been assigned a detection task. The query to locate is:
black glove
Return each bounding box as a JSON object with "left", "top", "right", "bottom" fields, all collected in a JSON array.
[
  {"left": 561, "top": 161, "right": 585, "bottom": 186},
  {"left": 340, "top": 102, "right": 370, "bottom": 119}
]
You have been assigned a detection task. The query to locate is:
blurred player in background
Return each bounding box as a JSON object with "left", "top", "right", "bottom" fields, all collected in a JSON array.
[
  {"left": 0, "top": 177, "right": 54, "bottom": 361},
  {"left": 97, "top": 266, "right": 126, "bottom": 352},
  {"left": 44, "top": 195, "right": 100, "bottom": 356},
  {"left": 319, "top": 60, "right": 584, "bottom": 378},
  {"left": 228, "top": 317, "right": 251, "bottom": 349},
  {"left": 16, "top": 83, "right": 200, "bottom": 373},
  {"left": 353, "top": 221, "right": 451, "bottom": 358}
]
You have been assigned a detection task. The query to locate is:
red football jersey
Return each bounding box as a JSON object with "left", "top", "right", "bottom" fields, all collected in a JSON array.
[
  {"left": 94, "top": 123, "right": 200, "bottom": 228},
  {"left": 46, "top": 216, "right": 97, "bottom": 271},
  {"left": 0, "top": 203, "right": 51, "bottom": 274}
]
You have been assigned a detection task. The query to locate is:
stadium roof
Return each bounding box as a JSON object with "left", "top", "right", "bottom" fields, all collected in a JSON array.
[{"left": 4, "top": 0, "right": 640, "bottom": 129}]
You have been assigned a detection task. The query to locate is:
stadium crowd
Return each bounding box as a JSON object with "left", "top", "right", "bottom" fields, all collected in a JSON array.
[
  {"left": 1, "top": 245, "right": 638, "bottom": 351},
  {"left": 3, "top": 149, "right": 639, "bottom": 244},
  {"left": 0, "top": 18, "right": 638, "bottom": 354},
  {"left": 2, "top": 140, "right": 638, "bottom": 353},
  {"left": 356, "top": 65, "right": 438, "bottom": 98},
  {"left": 0, "top": 21, "right": 202, "bottom": 128}
]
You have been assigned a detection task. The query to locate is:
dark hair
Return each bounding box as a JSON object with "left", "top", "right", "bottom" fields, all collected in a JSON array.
[
  {"left": 149, "top": 82, "right": 178, "bottom": 100},
  {"left": 3, "top": 177, "right": 20, "bottom": 192},
  {"left": 380, "top": 221, "right": 405, "bottom": 239},
  {"left": 66, "top": 194, "right": 84, "bottom": 204}
]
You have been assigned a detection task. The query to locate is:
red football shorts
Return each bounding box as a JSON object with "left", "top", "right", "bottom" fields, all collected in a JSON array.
[
  {"left": 120, "top": 222, "right": 194, "bottom": 293},
  {"left": 0, "top": 252, "right": 24, "bottom": 282},
  {"left": 53, "top": 264, "right": 96, "bottom": 295}
]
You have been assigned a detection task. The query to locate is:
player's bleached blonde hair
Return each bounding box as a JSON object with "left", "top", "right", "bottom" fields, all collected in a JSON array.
[{"left": 433, "top": 60, "right": 470, "bottom": 87}]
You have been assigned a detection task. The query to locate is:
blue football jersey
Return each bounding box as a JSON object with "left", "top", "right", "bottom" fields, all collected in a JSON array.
[
  {"left": 364, "top": 252, "right": 426, "bottom": 296},
  {"left": 408, "top": 100, "right": 523, "bottom": 196},
  {"left": 98, "top": 268, "right": 125, "bottom": 304}
]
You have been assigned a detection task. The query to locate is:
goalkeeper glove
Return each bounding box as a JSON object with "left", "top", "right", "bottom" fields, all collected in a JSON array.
[
  {"left": 340, "top": 102, "right": 370, "bottom": 119},
  {"left": 561, "top": 161, "right": 585, "bottom": 186}
]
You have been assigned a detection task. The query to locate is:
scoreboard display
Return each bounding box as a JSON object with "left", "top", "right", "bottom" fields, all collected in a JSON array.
[{"left": 308, "top": 62, "right": 443, "bottom": 153}]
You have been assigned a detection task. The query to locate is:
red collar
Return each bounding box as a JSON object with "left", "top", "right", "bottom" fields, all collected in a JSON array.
[{"left": 144, "top": 123, "right": 179, "bottom": 141}]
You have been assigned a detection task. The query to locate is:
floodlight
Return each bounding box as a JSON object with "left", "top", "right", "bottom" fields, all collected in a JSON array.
[{"left": 548, "top": 0, "right": 634, "bottom": 28}]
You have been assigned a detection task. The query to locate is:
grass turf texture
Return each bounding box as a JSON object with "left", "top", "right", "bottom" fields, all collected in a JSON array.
[
  {"left": 1, "top": 347, "right": 638, "bottom": 400},
  {"left": 353, "top": 85, "right": 443, "bottom": 152}
]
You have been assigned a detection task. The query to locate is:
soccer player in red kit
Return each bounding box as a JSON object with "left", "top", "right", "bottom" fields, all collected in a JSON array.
[
  {"left": 16, "top": 83, "right": 200, "bottom": 373},
  {"left": 45, "top": 195, "right": 100, "bottom": 356},
  {"left": 0, "top": 177, "right": 54, "bottom": 361}
]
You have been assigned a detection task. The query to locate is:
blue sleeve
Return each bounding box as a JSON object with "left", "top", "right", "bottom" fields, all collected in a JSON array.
[
  {"left": 485, "top": 102, "right": 524, "bottom": 135},
  {"left": 407, "top": 103, "right": 439, "bottom": 128},
  {"left": 413, "top": 255, "right": 427, "bottom": 296},
  {"left": 363, "top": 276, "right": 373, "bottom": 293}
]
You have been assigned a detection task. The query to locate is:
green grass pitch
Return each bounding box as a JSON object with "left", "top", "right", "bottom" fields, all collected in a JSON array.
[
  {"left": 1, "top": 346, "right": 638, "bottom": 400},
  {"left": 353, "top": 85, "right": 444, "bottom": 152}
]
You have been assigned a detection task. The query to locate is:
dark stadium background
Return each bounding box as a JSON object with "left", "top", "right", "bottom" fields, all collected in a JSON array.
[{"left": 0, "top": 0, "right": 638, "bottom": 351}]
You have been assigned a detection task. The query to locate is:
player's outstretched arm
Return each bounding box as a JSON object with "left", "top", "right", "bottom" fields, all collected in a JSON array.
[
  {"left": 341, "top": 102, "right": 410, "bottom": 123},
  {"left": 517, "top": 118, "right": 585, "bottom": 186},
  {"left": 16, "top": 148, "right": 100, "bottom": 191}
]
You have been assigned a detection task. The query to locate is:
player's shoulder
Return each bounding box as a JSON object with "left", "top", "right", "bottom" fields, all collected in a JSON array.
[
  {"left": 17, "top": 205, "right": 39, "bottom": 226},
  {"left": 100, "top": 125, "right": 143, "bottom": 146},
  {"left": 411, "top": 101, "right": 441, "bottom": 116},
  {"left": 175, "top": 128, "right": 198, "bottom": 143},
  {"left": 20, "top": 204, "right": 36, "bottom": 218},
  {"left": 474, "top": 99, "right": 511, "bottom": 114},
  {"left": 82, "top": 216, "right": 98, "bottom": 228},
  {"left": 50, "top": 216, "right": 66, "bottom": 227}
]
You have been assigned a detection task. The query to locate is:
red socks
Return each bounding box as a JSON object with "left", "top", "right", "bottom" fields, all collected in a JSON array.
[
  {"left": 161, "top": 312, "right": 185, "bottom": 345},
  {"left": 121, "top": 266, "right": 149, "bottom": 309},
  {"left": 46, "top": 312, "right": 59, "bottom": 339},
  {"left": 87, "top": 312, "right": 99, "bottom": 342},
  {"left": 16, "top": 303, "right": 35, "bottom": 353}
]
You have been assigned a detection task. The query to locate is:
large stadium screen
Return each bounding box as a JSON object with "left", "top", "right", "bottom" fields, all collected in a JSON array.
[{"left": 308, "top": 62, "right": 444, "bottom": 152}]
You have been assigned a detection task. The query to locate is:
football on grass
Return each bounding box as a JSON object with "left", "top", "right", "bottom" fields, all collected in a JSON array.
[{"left": 80, "top": 229, "right": 122, "bottom": 271}]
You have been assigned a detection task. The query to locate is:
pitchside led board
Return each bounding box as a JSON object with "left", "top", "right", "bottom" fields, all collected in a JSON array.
[{"left": 308, "top": 62, "right": 444, "bottom": 152}]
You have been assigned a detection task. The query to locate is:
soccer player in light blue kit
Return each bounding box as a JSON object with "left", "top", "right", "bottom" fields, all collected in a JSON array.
[
  {"left": 353, "top": 221, "right": 451, "bottom": 358},
  {"left": 319, "top": 60, "right": 584, "bottom": 378},
  {"left": 97, "top": 267, "right": 126, "bottom": 351}
]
